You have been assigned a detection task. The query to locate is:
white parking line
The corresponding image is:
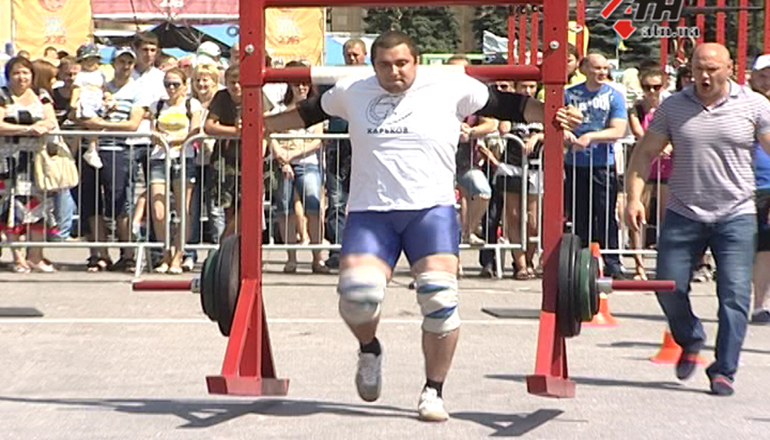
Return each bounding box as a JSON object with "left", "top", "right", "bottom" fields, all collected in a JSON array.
[{"left": 0, "top": 317, "right": 535, "bottom": 325}]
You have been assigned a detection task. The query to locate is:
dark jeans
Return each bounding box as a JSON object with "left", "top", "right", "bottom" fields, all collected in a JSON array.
[
  {"left": 324, "top": 167, "right": 349, "bottom": 258},
  {"left": 479, "top": 181, "right": 505, "bottom": 269},
  {"left": 564, "top": 164, "right": 621, "bottom": 274},
  {"left": 656, "top": 210, "right": 755, "bottom": 381}
]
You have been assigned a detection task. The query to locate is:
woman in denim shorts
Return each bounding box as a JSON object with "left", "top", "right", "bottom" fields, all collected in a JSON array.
[
  {"left": 148, "top": 67, "right": 202, "bottom": 274},
  {"left": 271, "top": 61, "right": 328, "bottom": 274}
]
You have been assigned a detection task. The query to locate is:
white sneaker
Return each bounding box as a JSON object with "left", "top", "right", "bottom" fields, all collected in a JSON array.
[
  {"left": 355, "top": 351, "right": 382, "bottom": 402},
  {"left": 181, "top": 257, "right": 195, "bottom": 272},
  {"left": 418, "top": 387, "right": 449, "bottom": 422},
  {"left": 83, "top": 147, "right": 103, "bottom": 169}
]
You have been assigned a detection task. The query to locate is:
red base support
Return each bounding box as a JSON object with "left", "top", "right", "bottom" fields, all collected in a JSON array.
[
  {"left": 208, "top": 279, "right": 289, "bottom": 396},
  {"left": 526, "top": 311, "right": 575, "bottom": 398}
]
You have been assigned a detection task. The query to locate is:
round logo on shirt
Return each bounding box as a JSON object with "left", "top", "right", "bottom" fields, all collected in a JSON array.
[{"left": 366, "top": 94, "right": 412, "bottom": 125}]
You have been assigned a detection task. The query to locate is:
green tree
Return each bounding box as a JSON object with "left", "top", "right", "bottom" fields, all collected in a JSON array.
[
  {"left": 364, "top": 7, "right": 460, "bottom": 54},
  {"left": 471, "top": 6, "right": 511, "bottom": 52}
]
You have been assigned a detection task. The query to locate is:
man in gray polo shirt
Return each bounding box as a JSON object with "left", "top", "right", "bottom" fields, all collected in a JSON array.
[{"left": 626, "top": 43, "right": 770, "bottom": 396}]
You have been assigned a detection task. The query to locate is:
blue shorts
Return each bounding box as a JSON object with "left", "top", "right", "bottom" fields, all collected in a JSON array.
[{"left": 341, "top": 205, "right": 459, "bottom": 267}]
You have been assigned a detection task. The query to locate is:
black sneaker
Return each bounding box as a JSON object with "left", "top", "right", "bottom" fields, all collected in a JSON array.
[
  {"left": 709, "top": 374, "right": 734, "bottom": 396},
  {"left": 751, "top": 309, "right": 770, "bottom": 325},
  {"left": 325, "top": 253, "right": 340, "bottom": 270},
  {"left": 676, "top": 351, "right": 700, "bottom": 380}
]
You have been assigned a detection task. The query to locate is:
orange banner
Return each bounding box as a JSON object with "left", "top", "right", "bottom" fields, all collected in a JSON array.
[
  {"left": 13, "top": 0, "right": 92, "bottom": 58},
  {"left": 265, "top": 8, "right": 324, "bottom": 67}
]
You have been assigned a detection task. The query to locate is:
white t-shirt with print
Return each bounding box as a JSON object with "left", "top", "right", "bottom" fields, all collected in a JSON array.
[
  {"left": 128, "top": 66, "right": 167, "bottom": 146},
  {"left": 321, "top": 70, "right": 489, "bottom": 212},
  {"left": 149, "top": 97, "right": 202, "bottom": 159}
]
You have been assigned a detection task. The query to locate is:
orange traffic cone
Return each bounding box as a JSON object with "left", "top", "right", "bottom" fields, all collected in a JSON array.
[
  {"left": 585, "top": 293, "right": 618, "bottom": 326},
  {"left": 650, "top": 329, "right": 707, "bottom": 364}
]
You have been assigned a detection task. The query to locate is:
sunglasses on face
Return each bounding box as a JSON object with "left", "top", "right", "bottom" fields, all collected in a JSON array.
[
  {"left": 642, "top": 84, "right": 663, "bottom": 92},
  {"left": 164, "top": 81, "right": 182, "bottom": 88}
]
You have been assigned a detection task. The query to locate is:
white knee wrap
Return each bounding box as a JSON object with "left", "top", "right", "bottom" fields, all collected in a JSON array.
[
  {"left": 414, "top": 271, "right": 461, "bottom": 334},
  {"left": 337, "top": 266, "right": 387, "bottom": 325}
]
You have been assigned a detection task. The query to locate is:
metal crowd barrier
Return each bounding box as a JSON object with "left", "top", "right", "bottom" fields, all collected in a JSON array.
[
  {"left": 2, "top": 129, "right": 660, "bottom": 280},
  {"left": 0, "top": 131, "right": 173, "bottom": 277}
]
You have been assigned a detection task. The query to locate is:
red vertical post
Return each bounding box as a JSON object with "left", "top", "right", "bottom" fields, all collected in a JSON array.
[
  {"left": 526, "top": 0, "right": 574, "bottom": 398},
  {"left": 508, "top": 7, "right": 516, "bottom": 64},
  {"left": 206, "top": 0, "right": 288, "bottom": 396},
  {"left": 518, "top": 7, "right": 527, "bottom": 65},
  {"left": 576, "top": 0, "right": 585, "bottom": 57},
  {"left": 737, "top": 0, "right": 748, "bottom": 84},
  {"left": 530, "top": 8, "right": 540, "bottom": 65},
  {"left": 716, "top": 0, "right": 725, "bottom": 45},
  {"left": 696, "top": 0, "right": 704, "bottom": 44}
]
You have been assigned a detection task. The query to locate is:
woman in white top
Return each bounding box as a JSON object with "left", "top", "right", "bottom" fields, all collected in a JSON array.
[
  {"left": 271, "top": 61, "right": 328, "bottom": 274},
  {"left": 149, "top": 67, "right": 202, "bottom": 274},
  {"left": 0, "top": 57, "right": 57, "bottom": 273}
]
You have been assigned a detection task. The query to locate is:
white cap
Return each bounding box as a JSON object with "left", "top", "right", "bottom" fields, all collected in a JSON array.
[
  {"left": 197, "top": 41, "right": 221, "bottom": 61},
  {"left": 754, "top": 54, "right": 770, "bottom": 71}
]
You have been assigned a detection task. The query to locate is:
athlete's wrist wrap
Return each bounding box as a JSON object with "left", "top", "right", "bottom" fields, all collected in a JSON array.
[
  {"left": 414, "top": 271, "right": 461, "bottom": 334},
  {"left": 337, "top": 266, "right": 388, "bottom": 325},
  {"left": 297, "top": 94, "right": 331, "bottom": 128}
]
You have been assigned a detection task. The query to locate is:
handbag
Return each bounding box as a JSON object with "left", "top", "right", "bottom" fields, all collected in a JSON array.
[{"left": 33, "top": 133, "right": 79, "bottom": 191}]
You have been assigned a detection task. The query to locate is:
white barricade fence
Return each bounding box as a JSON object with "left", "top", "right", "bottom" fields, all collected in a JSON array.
[{"left": 0, "top": 130, "right": 173, "bottom": 277}]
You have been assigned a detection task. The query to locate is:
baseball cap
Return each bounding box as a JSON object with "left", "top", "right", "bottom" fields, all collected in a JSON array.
[
  {"left": 112, "top": 46, "right": 136, "bottom": 60},
  {"left": 753, "top": 54, "right": 770, "bottom": 71},
  {"left": 197, "top": 41, "right": 221, "bottom": 60},
  {"left": 76, "top": 44, "right": 101, "bottom": 61}
]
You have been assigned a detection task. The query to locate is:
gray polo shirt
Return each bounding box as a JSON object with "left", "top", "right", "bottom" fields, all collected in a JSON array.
[{"left": 648, "top": 81, "right": 770, "bottom": 222}]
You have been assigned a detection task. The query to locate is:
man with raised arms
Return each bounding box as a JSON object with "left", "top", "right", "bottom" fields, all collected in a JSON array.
[{"left": 265, "top": 31, "right": 580, "bottom": 422}]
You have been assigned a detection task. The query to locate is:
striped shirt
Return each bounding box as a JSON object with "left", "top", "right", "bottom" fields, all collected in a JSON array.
[{"left": 648, "top": 81, "right": 770, "bottom": 222}]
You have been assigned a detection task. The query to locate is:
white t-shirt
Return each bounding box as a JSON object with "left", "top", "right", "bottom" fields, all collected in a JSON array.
[
  {"left": 128, "top": 66, "right": 167, "bottom": 145},
  {"left": 149, "top": 97, "right": 202, "bottom": 159},
  {"left": 321, "top": 70, "right": 489, "bottom": 212},
  {"left": 74, "top": 69, "right": 106, "bottom": 89}
]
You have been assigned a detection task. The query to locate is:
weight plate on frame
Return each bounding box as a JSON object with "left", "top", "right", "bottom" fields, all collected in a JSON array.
[
  {"left": 568, "top": 235, "right": 582, "bottom": 336},
  {"left": 578, "top": 249, "right": 593, "bottom": 322},
  {"left": 589, "top": 256, "right": 599, "bottom": 316},
  {"left": 216, "top": 234, "right": 241, "bottom": 337},
  {"left": 558, "top": 234, "right": 574, "bottom": 337},
  {"left": 201, "top": 248, "right": 219, "bottom": 321}
]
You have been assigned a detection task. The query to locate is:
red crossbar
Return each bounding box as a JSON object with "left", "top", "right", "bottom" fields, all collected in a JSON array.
[
  {"left": 612, "top": 280, "right": 676, "bottom": 292},
  {"left": 131, "top": 280, "right": 192, "bottom": 291},
  {"left": 266, "top": 0, "right": 540, "bottom": 5},
  {"left": 262, "top": 65, "right": 542, "bottom": 84}
]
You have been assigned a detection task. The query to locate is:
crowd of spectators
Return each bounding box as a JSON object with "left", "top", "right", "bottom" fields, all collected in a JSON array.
[{"left": 0, "top": 34, "right": 750, "bottom": 286}]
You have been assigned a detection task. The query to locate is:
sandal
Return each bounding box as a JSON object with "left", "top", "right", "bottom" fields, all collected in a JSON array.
[
  {"left": 283, "top": 261, "right": 298, "bottom": 274},
  {"left": 30, "top": 259, "right": 56, "bottom": 273},
  {"left": 514, "top": 268, "right": 530, "bottom": 281},
  {"left": 312, "top": 261, "right": 331, "bottom": 274},
  {"left": 168, "top": 265, "right": 183, "bottom": 275},
  {"left": 86, "top": 255, "right": 112, "bottom": 272},
  {"left": 155, "top": 262, "right": 170, "bottom": 274},
  {"left": 13, "top": 263, "right": 31, "bottom": 274},
  {"left": 633, "top": 268, "right": 648, "bottom": 281}
]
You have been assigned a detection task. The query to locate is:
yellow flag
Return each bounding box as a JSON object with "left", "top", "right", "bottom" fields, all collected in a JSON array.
[
  {"left": 265, "top": 8, "right": 325, "bottom": 66},
  {"left": 13, "top": 0, "right": 92, "bottom": 58}
]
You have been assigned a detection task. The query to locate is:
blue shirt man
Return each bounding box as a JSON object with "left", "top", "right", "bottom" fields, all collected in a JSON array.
[
  {"left": 564, "top": 81, "right": 627, "bottom": 166},
  {"left": 563, "top": 53, "right": 628, "bottom": 278}
]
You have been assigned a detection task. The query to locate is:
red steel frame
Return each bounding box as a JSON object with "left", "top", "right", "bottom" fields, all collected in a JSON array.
[{"left": 214, "top": 0, "right": 571, "bottom": 397}]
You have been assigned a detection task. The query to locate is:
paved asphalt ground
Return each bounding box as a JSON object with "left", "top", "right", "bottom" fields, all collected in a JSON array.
[{"left": 1, "top": 248, "right": 769, "bottom": 439}]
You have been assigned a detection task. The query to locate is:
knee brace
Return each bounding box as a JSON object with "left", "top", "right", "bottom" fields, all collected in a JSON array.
[
  {"left": 414, "top": 271, "right": 461, "bottom": 334},
  {"left": 337, "top": 266, "right": 387, "bottom": 325}
]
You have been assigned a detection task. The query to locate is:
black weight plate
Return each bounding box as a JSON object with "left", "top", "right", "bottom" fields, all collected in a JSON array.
[
  {"left": 201, "top": 249, "right": 219, "bottom": 321},
  {"left": 589, "top": 256, "right": 599, "bottom": 316},
  {"left": 557, "top": 235, "right": 574, "bottom": 337},
  {"left": 568, "top": 235, "right": 582, "bottom": 337},
  {"left": 578, "top": 249, "right": 593, "bottom": 322},
  {"left": 216, "top": 234, "right": 241, "bottom": 337}
]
